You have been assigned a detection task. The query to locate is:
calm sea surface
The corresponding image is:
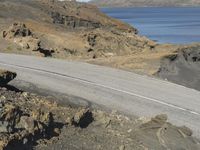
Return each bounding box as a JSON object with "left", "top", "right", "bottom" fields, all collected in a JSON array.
[{"left": 101, "top": 7, "right": 200, "bottom": 44}]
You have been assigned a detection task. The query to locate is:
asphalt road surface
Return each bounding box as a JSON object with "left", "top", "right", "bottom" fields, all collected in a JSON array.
[{"left": 0, "top": 53, "right": 200, "bottom": 137}]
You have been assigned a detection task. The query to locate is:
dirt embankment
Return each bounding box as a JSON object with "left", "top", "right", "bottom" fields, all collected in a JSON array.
[{"left": 0, "top": 70, "right": 199, "bottom": 150}]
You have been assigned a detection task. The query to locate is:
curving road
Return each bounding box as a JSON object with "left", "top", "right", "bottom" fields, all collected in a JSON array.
[{"left": 0, "top": 53, "right": 200, "bottom": 137}]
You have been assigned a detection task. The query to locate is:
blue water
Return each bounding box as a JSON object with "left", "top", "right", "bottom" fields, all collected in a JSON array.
[{"left": 101, "top": 7, "right": 200, "bottom": 44}]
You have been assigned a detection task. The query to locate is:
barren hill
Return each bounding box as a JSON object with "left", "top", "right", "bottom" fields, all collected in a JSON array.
[
  {"left": 0, "top": 0, "right": 170, "bottom": 76},
  {"left": 0, "top": 0, "right": 155, "bottom": 59},
  {"left": 1, "top": 0, "right": 199, "bottom": 90},
  {"left": 90, "top": 0, "right": 200, "bottom": 7}
]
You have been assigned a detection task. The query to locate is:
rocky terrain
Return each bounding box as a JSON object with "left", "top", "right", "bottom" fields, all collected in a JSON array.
[
  {"left": 0, "top": 0, "right": 177, "bottom": 75},
  {"left": 90, "top": 0, "right": 200, "bottom": 7},
  {"left": 0, "top": 1, "right": 200, "bottom": 149},
  {"left": 0, "top": 0, "right": 200, "bottom": 90},
  {"left": 0, "top": 70, "right": 199, "bottom": 150},
  {"left": 157, "top": 44, "right": 200, "bottom": 91},
  {"left": 0, "top": 0, "right": 155, "bottom": 60}
]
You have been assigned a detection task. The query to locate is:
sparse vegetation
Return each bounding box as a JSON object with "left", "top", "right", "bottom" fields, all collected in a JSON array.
[
  {"left": 17, "top": 47, "right": 22, "bottom": 51},
  {"left": 6, "top": 46, "right": 12, "bottom": 51}
]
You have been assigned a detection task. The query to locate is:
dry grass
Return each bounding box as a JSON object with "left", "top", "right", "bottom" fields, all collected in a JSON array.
[{"left": 87, "top": 48, "right": 177, "bottom": 75}]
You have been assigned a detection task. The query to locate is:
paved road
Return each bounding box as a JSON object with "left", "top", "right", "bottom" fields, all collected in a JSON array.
[{"left": 0, "top": 53, "right": 200, "bottom": 137}]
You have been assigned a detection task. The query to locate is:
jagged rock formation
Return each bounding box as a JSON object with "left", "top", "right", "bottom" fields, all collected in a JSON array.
[
  {"left": 40, "top": 0, "right": 137, "bottom": 33},
  {"left": 90, "top": 0, "right": 200, "bottom": 7},
  {"left": 2, "top": 22, "right": 54, "bottom": 57},
  {"left": 0, "top": 70, "right": 59, "bottom": 149},
  {"left": 51, "top": 12, "right": 102, "bottom": 29},
  {"left": 3, "top": 23, "right": 40, "bottom": 51},
  {"left": 3, "top": 23, "right": 32, "bottom": 39}
]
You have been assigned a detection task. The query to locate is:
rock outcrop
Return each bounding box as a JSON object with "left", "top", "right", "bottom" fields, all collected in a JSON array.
[
  {"left": 2, "top": 22, "right": 40, "bottom": 51},
  {"left": 0, "top": 90, "right": 63, "bottom": 150},
  {"left": 133, "top": 114, "right": 199, "bottom": 150},
  {"left": 71, "top": 108, "right": 93, "bottom": 128},
  {"left": 3, "top": 23, "right": 32, "bottom": 39},
  {"left": 40, "top": 0, "right": 137, "bottom": 33},
  {"left": 0, "top": 70, "right": 62, "bottom": 149},
  {"left": 51, "top": 12, "right": 102, "bottom": 29},
  {"left": 2, "top": 22, "right": 55, "bottom": 57},
  {"left": 156, "top": 44, "right": 200, "bottom": 91},
  {"left": 0, "top": 70, "right": 16, "bottom": 87}
]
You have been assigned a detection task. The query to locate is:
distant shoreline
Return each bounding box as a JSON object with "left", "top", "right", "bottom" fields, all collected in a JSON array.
[
  {"left": 99, "top": 6, "right": 200, "bottom": 8},
  {"left": 101, "top": 7, "right": 200, "bottom": 44}
]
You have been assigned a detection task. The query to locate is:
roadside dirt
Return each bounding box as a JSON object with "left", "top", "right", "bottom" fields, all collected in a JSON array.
[
  {"left": 0, "top": 70, "right": 199, "bottom": 150},
  {"left": 1, "top": 87, "right": 200, "bottom": 150}
]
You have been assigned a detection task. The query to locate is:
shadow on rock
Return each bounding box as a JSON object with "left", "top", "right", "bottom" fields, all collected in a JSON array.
[
  {"left": 72, "top": 108, "right": 94, "bottom": 128},
  {"left": 38, "top": 48, "right": 55, "bottom": 57}
]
